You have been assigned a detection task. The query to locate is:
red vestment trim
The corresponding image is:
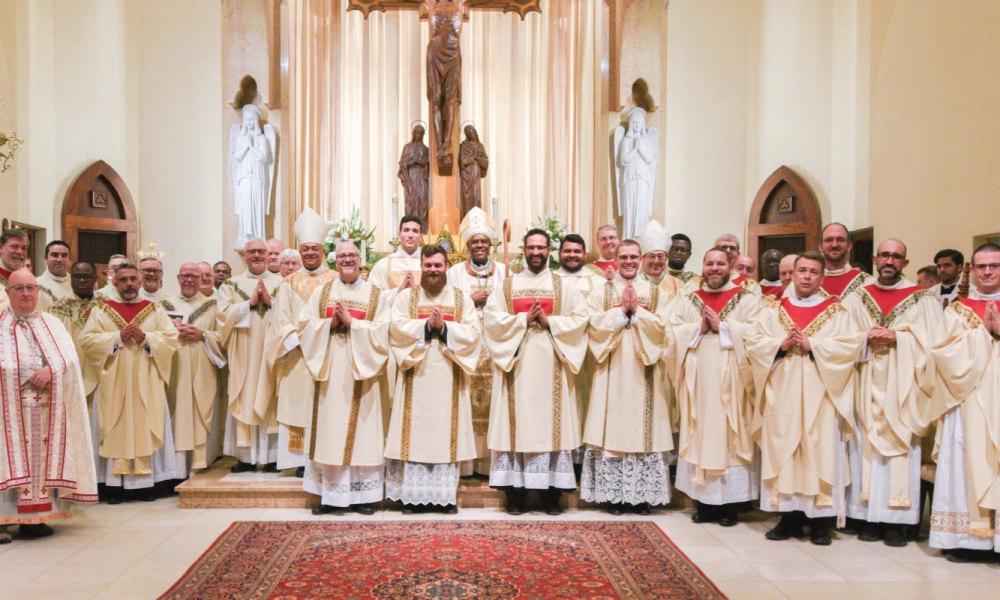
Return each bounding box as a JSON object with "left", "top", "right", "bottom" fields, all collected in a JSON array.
[
  {"left": 780, "top": 297, "right": 838, "bottom": 330},
  {"left": 760, "top": 284, "right": 784, "bottom": 299},
  {"left": 958, "top": 298, "right": 988, "bottom": 320},
  {"left": 862, "top": 284, "right": 923, "bottom": 316},
  {"left": 511, "top": 297, "right": 554, "bottom": 315},
  {"left": 694, "top": 287, "right": 742, "bottom": 314},
  {"left": 327, "top": 307, "right": 370, "bottom": 321},
  {"left": 416, "top": 313, "right": 455, "bottom": 322},
  {"left": 103, "top": 300, "right": 153, "bottom": 323},
  {"left": 592, "top": 261, "right": 617, "bottom": 272},
  {"left": 822, "top": 269, "right": 864, "bottom": 297},
  {"left": 0, "top": 267, "right": 11, "bottom": 282}
]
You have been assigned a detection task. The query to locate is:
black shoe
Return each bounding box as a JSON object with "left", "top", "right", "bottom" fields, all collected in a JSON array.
[
  {"left": 401, "top": 504, "right": 418, "bottom": 515},
  {"left": 106, "top": 487, "right": 124, "bottom": 505},
  {"left": 18, "top": 523, "right": 54, "bottom": 538},
  {"left": 607, "top": 503, "right": 625, "bottom": 516},
  {"left": 541, "top": 489, "right": 564, "bottom": 515},
  {"left": 765, "top": 513, "right": 805, "bottom": 541},
  {"left": 442, "top": 504, "right": 458, "bottom": 514},
  {"left": 718, "top": 508, "right": 739, "bottom": 527},
  {"left": 262, "top": 462, "right": 279, "bottom": 473},
  {"left": 810, "top": 525, "right": 833, "bottom": 546},
  {"left": 947, "top": 548, "right": 998, "bottom": 564},
  {"left": 312, "top": 504, "right": 340, "bottom": 515},
  {"left": 692, "top": 501, "right": 718, "bottom": 523},
  {"left": 230, "top": 461, "right": 254, "bottom": 473},
  {"left": 836, "top": 517, "right": 860, "bottom": 536},
  {"left": 505, "top": 490, "right": 525, "bottom": 515},
  {"left": 633, "top": 502, "right": 651, "bottom": 516},
  {"left": 295, "top": 467, "right": 305, "bottom": 478},
  {"left": 354, "top": 503, "right": 377, "bottom": 516},
  {"left": 883, "top": 526, "right": 908, "bottom": 548},
  {"left": 857, "top": 521, "right": 881, "bottom": 542},
  {"left": 136, "top": 488, "right": 156, "bottom": 502}
]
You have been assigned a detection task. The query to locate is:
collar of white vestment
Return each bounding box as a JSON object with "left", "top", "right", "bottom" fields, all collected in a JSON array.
[
  {"left": 10, "top": 309, "right": 38, "bottom": 323},
  {"left": 245, "top": 269, "right": 268, "bottom": 280},
  {"left": 45, "top": 270, "right": 68, "bottom": 283},
  {"left": 520, "top": 266, "right": 550, "bottom": 279},
  {"left": 703, "top": 280, "right": 736, "bottom": 293},
  {"left": 304, "top": 264, "right": 328, "bottom": 275},
  {"left": 614, "top": 272, "right": 638, "bottom": 284},
  {"left": 825, "top": 264, "right": 856, "bottom": 276},
  {"left": 976, "top": 289, "right": 1000, "bottom": 301},
  {"left": 553, "top": 267, "right": 584, "bottom": 277},
  {"left": 759, "top": 279, "right": 780, "bottom": 287},
  {"left": 179, "top": 292, "right": 203, "bottom": 303},
  {"left": 873, "top": 278, "right": 911, "bottom": 291},
  {"left": 141, "top": 289, "right": 161, "bottom": 300},
  {"left": 395, "top": 247, "right": 420, "bottom": 258},
  {"left": 788, "top": 292, "right": 826, "bottom": 307},
  {"left": 118, "top": 297, "right": 144, "bottom": 305},
  {"left": 339, "top": 276, "right": 364, "bottom": 288}
]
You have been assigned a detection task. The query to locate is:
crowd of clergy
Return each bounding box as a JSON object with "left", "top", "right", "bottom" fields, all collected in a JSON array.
[{"left": 0, "top": 209, "right": 998, "bottom": 565}]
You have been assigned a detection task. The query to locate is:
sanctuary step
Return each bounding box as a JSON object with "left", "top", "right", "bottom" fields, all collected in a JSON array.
[{"left": 177, "top": 456, "right": 694, "bottom": 510}]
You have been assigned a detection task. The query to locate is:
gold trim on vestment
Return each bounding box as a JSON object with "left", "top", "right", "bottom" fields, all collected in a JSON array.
[
  {"left": 951, "top": 302, "right": 983, "bottom": 330},
  {"left": 859, "top": 288, "right": 932, "bottom": 327},
  {"left": 841, "top": 273, "right": 866, "bottom": 298},
  {"left": 223, "top": 279, "right": 275, "bottom": 317},
  {"left": 342, "top": 380, "right": 364, "bottom": 466},
  {"left": 450, "top": 364, "right": 461, "bottom": 462},
  {"left": 505, "top": 369, "right": 517, "bottom": 452},
  {"left": 159, "top": 299, "right": 176, "bottom": 312},
  {"left": 93, "top": 298, "right": 158, "bottom": 329},
  {"left": 777, "top": 303, "right": 845, "bottom": 337},
  {"left": 643, "top": 364, "right": 654, "bottom": 452},
  {"left": 188, "top": 299, "right": 216, "bottom": 324},
  {"left": 687, "top": 288, "right": 751, "bottom": 322},
  {"left": 552, "top": 353, "right": 563, "bottom": 450},
  {"left": 401, "top": 370, "right": 414, "bottom": 461}
]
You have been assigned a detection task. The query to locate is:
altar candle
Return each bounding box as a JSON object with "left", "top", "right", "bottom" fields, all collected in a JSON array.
[
  {"left": 361, "top": 239, "right": 367, "bottom": 263},
  {"left": 391, "top": 196, "right": 399, "bottom": 239},
  {"left": 492, "top": 197, "right": 499, "bottom": 225}
]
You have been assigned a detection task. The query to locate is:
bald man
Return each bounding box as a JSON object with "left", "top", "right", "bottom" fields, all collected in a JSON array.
[
  {"left": 266, "top": 238, "right": 285, "bottom": 274},
  {"left": 198, "top": 262, "right": 217, "bottom": 298}
]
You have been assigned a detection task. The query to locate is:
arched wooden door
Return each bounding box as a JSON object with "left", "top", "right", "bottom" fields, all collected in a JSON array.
[
  {"left": 61, "top": 161, "right": 138, "bottom": 287},
  {"left": 747, "top": 166, "right": 821, "bottom": 271}
]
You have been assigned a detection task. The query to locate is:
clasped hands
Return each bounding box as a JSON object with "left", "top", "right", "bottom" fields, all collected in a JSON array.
[
  {"left": 250, "top": 280, "right": 272, "bottom": 308},
  {"left": 867, "top": 325, "right": 897, "bottom": 347},
  {"left": 525, "top": 299, "right": 550, "bottom": 329},
  {"left": 780, "top": 324, "right": 812, "bottom": 353},
  {"left": 328, "top": 301, "right": 355, "bottom": 329},
  {"left": 120, "top": 323, "right": 146, "bottom": 345},
  {"left": 176, "top": 323, "right": 204, "bottom": 341},
  {"left": 27, "top": 366, "right": 52, "bottom": 390},
  {"left": 620, "top": 282, "right": 640, "bottom": 320},
  {"left": 397, "top": 272, "right": 416, "bottom": 294},
  {"left": 983, "top": 301, "right": 1000, "bottom": 337},
  {"left": 699, "top": 306, "right": 721, "bottom": 335}
]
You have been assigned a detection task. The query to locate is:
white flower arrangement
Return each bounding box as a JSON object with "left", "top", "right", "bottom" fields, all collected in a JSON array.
[{"left": 324, "top": 207, "right": 377, "bottom": 268}]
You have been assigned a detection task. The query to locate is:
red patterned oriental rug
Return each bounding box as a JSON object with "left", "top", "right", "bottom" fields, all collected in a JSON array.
[{"left": 160, "top": 521, "right": 727, "bottom": 599}]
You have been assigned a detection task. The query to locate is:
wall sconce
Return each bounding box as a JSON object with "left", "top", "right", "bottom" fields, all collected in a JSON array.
[{"left": 0, "top": 91, "right": 22, "bottom": 173}]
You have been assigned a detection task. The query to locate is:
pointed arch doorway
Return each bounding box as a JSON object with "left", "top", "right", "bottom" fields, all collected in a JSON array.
[
  {"left": 747, "top": 166, "right": 821, "bottom": 272},
  {"left": 61, "top": 160, "right": 138, "bottom": 287}
]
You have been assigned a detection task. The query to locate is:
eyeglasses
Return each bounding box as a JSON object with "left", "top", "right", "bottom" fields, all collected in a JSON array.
[
  {"left": 141, "top": 268, "right": 162, "bottom": 275},
  {"left": 336, "top": 253, "right": 360, "bottom": 261},
  {"left": 178, "top": 274, "right": 200, "bottom": 280},
  {"left": 974, "top": 263, "right": 1000, "bottom": 272},
  {"left": 876, "top": 252, "right": 906, "bottom": 261},
  {"left": 245, "top": 249, "right": 267, "bottom": 256},
  {"left": 8, "top": 285, "right": 38, "bottom": 294},
  {"left": 717, "top": 244, "right": 739, "bottom": 251}
]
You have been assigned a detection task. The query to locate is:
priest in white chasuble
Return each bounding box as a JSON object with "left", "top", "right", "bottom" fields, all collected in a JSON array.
[
  {"left": 264, "top": 209, "right": 338, "bottom": 473},
  {"left": 80, "top": 263, "right": 181, "bottom": 502},
  {"left": 819, "top": 223, "right": 874, "bottom": 300},
  {"left": 35, "top": 240, "right": 73, "bottom": 312},
  {"left": 637, "top": 221, "right": 683, "bottom": 300},
  {"left": 841, "top": 238, "right": 943, "bottom": 547},
  {"left": 0, "top": 270, "right": 97, "bottom": 543},
  {"left": 746, "top": 252, "right": 860, "bottom": 546},
  {"left": 446, "top": 208, "right": 506, "bottom": 477},
  {"left": 0, "top": 229, "right": 30, "bottom": 312},
  {"left": 385, "top": 245, "right": 480, "bottom": 513},
  {"left": 162, "top": 263, "right": 226, "bottom": 474},
  {"left": 665, "top": 247, "right": 760, "bottom": 527},
  {"left": 484, "top": 229, "right": 589, "bottom": 516},
  {"left": 928, "top": 243, "right": 1000, "bottom": 562},
  {"left": 581, "top": 240, "right": 672, "bottom": 515},
  {"left": 217, "top": 238, "right": 283, "bottom": 472},
  {"left": 198, "top": 262, "right": 218, "bottom": 299},
  {"left": 299, "top": 242, "right": 390, "bottom": 516},
  {"left": 47, "top": 261, "right": 101, "bottom": 402}
]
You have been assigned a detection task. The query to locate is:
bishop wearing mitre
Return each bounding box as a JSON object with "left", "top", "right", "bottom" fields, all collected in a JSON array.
[
  {"left": 746, "top": 251, "right": 860, "bottom": 545},
  {"left": 929, "top": 243, "right": 1000, "bottom": 562},
  {"left": 841, "top": 239, "right": 942, "bottom": 547},
  {"left": 218, "top": 238, "right": 283, "bottom": 472},
  {"left": 385, "top": 245, "right": 480, "bottom": 513},
  {"left": 582, "top": 240, "right": 672, "bottom": 515},
  {"left": 264, "top": 208, "right": 338, "bottom": 474},
  {"left": 80, "top": 263, "right": 180, "bottom": 502},
  {"left": 0, "top": 269, "right": 97, "bottom": 543},
  {"left": 446, "top": 207, "right": 506, "bottom": 476},
  {"left": 665, "top": 246, "right": 760, "bottom": 527},
  {"left": 484, "top": 229, "right": 589, "bottom": 515},
  {"left": 298, "top": 242, "right": 390, "bottom": 515},
  {"left": 162, "top": 263, "right": 226, "bottom": 474}
]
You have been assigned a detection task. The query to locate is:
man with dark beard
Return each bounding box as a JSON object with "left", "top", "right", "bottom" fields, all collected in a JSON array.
[
  {"left": 666, "top": 247, "right": 761, "bottom": 527},
  {"left": 555, "top": 234, "right": 606, "bottom": 301},
  {"left": 841, "top": 239, "right": 943, "bottom": 547},
  {"left": 484, "top": 230, "right": 589, "bottom": 515},
  {"left": 385, "top": 245, "right": 480, "bottom": 513}
]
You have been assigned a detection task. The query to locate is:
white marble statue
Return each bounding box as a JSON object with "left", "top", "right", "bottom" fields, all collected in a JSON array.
[
  {"left": 613, "top": 107, "right": 658, "bottom": 240},
  {"left": 230, "top": 104, "right": 277, "bottom": 248}
]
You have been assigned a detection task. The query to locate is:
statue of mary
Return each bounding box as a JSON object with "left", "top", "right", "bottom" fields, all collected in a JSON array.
[
  {"left": 613, "top": 107, "right": 658, "bottom": 240},
  {"left": 230, "top": 104, "right": 277, "bottom": 248}
]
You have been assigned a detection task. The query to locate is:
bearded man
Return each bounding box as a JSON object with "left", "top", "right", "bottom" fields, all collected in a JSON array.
[
  {"left": 385, "top": 245, "right": 480, "bottom": 513},
  {"left": 80, "top": 263, "right": 181, "bottom": 502},
  {"left": 138, "top": 257, "right": 164, "bottom": 302},
  {"left": 0, "top": 269, "right": 97, "bottom": 542},
  {"left": 446, "top": 207, "right": 506, "bottom": 476},
  {"left": 299, "top": 242, "right": 390, "bottom": 515},
  {"left": 582, "top": 240, "right": 673, "bottom": 515},
  {"left": 666, "top": 247, "right": 761, "bottom": 526},
  {"left": 264, "top": 209, "right": 338, "bottom": 474},
  {"left": 217, "top": 238, "right": 283, "bottom": 472},
  {"left": 484, "top": 229, "right": 589, "bottom": 515},
  {"left": 97, "top": 255, "right": 128, "bottom": 300}
]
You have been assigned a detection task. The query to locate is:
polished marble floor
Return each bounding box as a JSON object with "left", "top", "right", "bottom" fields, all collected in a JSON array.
[{"left": 1, "top": 497, "right": 998, "bottom": 599}]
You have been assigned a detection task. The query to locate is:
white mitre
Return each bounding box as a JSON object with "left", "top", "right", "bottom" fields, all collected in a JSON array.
[
  {"left": 294, "top": 207, "right": 331, "bottom": 245},
  {"left": 459, "top": 207, "right": 496, "bottom": 243},
  {"left": 637, "top": 219, "right": 669, "bottom": 254}
]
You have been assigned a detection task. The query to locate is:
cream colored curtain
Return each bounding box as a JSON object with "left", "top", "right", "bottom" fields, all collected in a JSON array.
[{"left": 290, "top": 0, "right": 602, "bottom": 248}]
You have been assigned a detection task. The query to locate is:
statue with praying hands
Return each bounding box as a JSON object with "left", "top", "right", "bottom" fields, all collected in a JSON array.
[
  {"left": 398, "top": 124, "right": 430, "bottom": 233},
  {"left": 459, "top": 124, "right": 488, "bottom": 219},
  {"left": 425, "top": 0, "right": 465, "bottom": 170}
]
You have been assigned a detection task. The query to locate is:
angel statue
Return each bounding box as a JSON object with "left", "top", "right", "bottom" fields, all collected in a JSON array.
[
  {"left": 230, "top": 104, "right": 276, "bottom": 248},
  {"left": 613, "top": 107, "right": 658, "bottom": 240}
]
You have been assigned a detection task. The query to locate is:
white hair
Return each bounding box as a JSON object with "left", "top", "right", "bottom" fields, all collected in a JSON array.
[
  {"left": 715, "top": 233, "right": 740, "bottom": 248},
  {"left": 278, "top": 249, "right": 301, "bottom": 264}
]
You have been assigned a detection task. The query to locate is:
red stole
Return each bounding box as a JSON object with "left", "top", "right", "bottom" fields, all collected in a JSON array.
[
  {"left": 511, "top": 297, "right": 554, "bottom": 315},
  {"left": 822, "top": 269, "right": 864, "bottom": 297},
  {"left": 957, "top": 297, "right": 988, "bottom": 320},
  {"left": 780, "top": 297, "right": 837, "bottom": 330},
  {"left": 694, "top": 287, "right": 742, "bottom": 314},
  {"left": 0, "top": 266, "right": 11, "bottom": 284},
  {"left": 862, "top": 284, "right": 923, "bottom": 317},
  {"left": 416, "top": 312, "right": 455, "bottom": 322},
  {"left": 103, "top": 299, "right": 152, "bottom": 324},
  {"left": 592, "top": 260, "right": 617, "bottom": 273},
  {"left": 731, "top": 274, "right": 748, "bottom": 288},
  {"left": 327, "top": 306, "right": 369, "bottom": 321},
  {"left": 760, "top": 284, "right": 784, "bottom": 299}
]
